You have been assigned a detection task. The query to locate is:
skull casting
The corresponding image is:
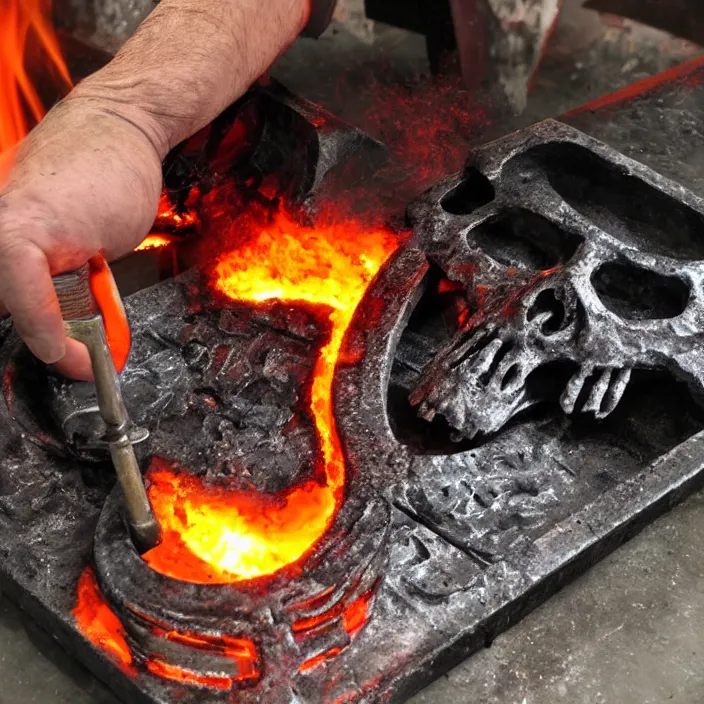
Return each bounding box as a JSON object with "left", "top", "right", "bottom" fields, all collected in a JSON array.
[{"left": 407, "top": 120, "right": 704, "bottom": 441}]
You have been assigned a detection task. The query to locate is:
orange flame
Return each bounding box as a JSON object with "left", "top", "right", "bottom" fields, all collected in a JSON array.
[
  {"left": 134, "top": 234, "right": 174, "bottom": 251},
  {"left": 143, "top": 207, "right": 398, "bottom": 583},
  {"left": 134, "top": 193, "right": 198, "bottom": 251},
  {"left": 0, "top": 0, "right": 71, "bottom": 154}
]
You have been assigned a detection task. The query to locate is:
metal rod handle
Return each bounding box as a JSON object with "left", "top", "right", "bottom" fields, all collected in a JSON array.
[{"left": 52, "top": 265, "right": 162, "bottom": 554}]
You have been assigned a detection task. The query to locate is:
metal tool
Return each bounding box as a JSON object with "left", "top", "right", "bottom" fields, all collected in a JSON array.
[{"left": 53, "top": 263, "right": 161, "bottom": 554}]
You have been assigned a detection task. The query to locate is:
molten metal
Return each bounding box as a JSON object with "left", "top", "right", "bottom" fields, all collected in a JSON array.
[
  {"left": 143, "top": 206, "right": 398, "bottom": 583},
  {"left": 72, "top": 568, "right": 133, "bottom": 671}
]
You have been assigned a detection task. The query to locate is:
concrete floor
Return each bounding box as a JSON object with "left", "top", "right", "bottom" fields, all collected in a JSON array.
[
  {"left": 410, "top": 492, "right": 704, "bottom": 704},
  {"left": 3, "top": 2, "right": 704, "bottom": 704}
]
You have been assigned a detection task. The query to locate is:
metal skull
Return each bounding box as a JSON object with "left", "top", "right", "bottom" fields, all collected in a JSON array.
[{"left": 407, "top": 120, "right": 704, "bottom": 441}]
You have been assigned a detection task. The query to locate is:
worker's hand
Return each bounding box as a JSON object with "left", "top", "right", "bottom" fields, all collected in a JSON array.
[
  {"left": 0, "top": 93, "right": 165, "bottom": 380},
  {"left": 0, "top": 0, "right": 310, "bottom": 381}
]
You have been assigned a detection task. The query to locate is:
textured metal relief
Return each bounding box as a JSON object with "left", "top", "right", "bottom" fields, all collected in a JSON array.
[
  {"left": 2, "top": 66, "right": 704, "bottom": 702},
  {"left": 408, "top": 119, "right": 704, "bottom": 441}
]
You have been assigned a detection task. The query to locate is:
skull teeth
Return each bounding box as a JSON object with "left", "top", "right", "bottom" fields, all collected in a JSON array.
[{"left": 560, "top": 366, "right": 633, "bottom": 418}]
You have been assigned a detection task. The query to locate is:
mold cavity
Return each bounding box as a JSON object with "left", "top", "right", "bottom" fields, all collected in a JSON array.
[
  {"left": 470, "top": 209, "right": 582, "bottom": 271},
  {"left": 591, "top": 262, "right": 689, "bottom": 320},
  {"left": 527, "top": 289, "right": 566, "bottom": 334},
  {"left": 441, "top": 167, "right": 495, "bottom": 215},
  {"left": 521, "top": 143, "right": 704, "bottom": 260},
  {"left": 388, "top": 265, "right": 475, "bottom": 454}
]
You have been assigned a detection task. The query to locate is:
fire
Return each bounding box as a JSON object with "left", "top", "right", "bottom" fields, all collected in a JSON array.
[
  {"left": 153, "top": 192, "right": 198, "bottom": 231},
  {"left": 134, "top": 193, "right": 198, "bottom": 251},
  {"left": 134, "top": 234, "right": 174, "bottom": 251},
  {"left": 143, "top": 205, "right": 398, "bottom": 583},
  {"left": 0, "top": 0, "right": 71, "bottom": 153}
]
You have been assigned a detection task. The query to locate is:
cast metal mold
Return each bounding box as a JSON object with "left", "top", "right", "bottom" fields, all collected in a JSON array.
[{"left": 1, "top": 78, "right": 704, "bottom": 702}]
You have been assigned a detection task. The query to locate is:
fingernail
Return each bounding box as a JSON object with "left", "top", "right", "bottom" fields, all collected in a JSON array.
[{"left": 24, "top": 331, "right": 66, "bottom": 364}]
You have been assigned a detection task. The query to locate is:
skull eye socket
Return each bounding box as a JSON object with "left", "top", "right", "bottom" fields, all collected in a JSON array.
[
  {"left": 521, "top": 142, "right": 704, "bottom": 261},
  {"left": 441, "top": 168, "right": 496, "bottom": 215},
  {"left": 591, "top": 261, "right": 690, "bottom": 320},
  {"left": 469, "top": 209, "right": 582, "bottom": 271}
]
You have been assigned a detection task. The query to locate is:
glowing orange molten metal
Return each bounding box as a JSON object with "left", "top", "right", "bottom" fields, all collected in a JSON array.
[
  {"left": 72, "top": 568, "right": 133, "bottom": 671},
  {"left": 143, "top": 208, "right": 398, "bottom": 583}
]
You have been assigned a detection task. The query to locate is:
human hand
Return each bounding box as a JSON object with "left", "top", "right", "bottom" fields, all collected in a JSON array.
[
  {"left": 0, "top": 92, "right": 165, "bottom": 379},
  {"left": 0, "top": 0, "right": 311, "bottom": 381}
]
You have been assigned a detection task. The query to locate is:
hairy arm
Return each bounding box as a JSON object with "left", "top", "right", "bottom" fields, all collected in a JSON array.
[
  {"left": 0, "top": 0, "right": 310, "bottom": 377},
  {"left": 71, "top": 0, "right": 310, "bottom": 157}
]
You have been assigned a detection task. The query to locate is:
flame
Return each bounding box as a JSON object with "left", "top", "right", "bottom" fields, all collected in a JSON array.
[
  {"left": 72, "top": 568, "right": 134, "bottom": 671},
  {"left": 134, "top": 193, "right": 198, "bottom": 251},
  {"left": 0, "top": 0, "right": 71, "bottom": 153},
  {"left": 143, "top": 206, "right": 398, "bottom": 583},
  {"left": 135, "top": 234, "right": 174, "bottom": 251}
]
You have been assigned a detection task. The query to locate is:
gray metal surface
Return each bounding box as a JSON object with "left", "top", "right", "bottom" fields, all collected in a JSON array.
[
  {"left": 1, "top": 40, "right": 704, "bottom": 704},
  {"left": 408, "top": 119, "right": 704, "bottom": 440}
]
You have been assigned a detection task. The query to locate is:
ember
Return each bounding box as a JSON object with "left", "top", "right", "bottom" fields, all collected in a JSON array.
[{"left": 143, "top": 204, "right": 398, "bottom": 583}]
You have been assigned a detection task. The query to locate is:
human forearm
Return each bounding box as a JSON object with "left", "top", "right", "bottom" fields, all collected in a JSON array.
[
  {"left": 69, "top": 0, "right": 311, "bottom": 157},
  {"left": 0, "top": 0, "right": 312, "bottom": 375}
]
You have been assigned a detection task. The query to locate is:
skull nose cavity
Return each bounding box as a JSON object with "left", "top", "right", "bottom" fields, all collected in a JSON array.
[
  {"left": 591, "top": 261, "right": 690, "bottom": 320},
  {"left": 527, "top": 288, "right": 566, "bottom": 335}
]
